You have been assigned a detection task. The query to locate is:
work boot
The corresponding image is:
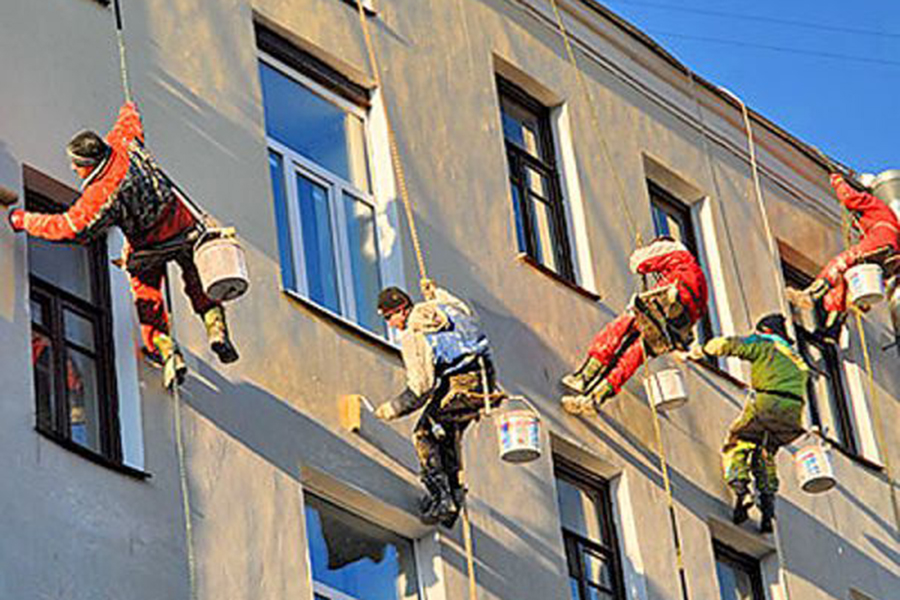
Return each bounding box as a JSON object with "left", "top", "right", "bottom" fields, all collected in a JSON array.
[
  {"left": 419, "top": 470, "right": 458, "bottom": 527},
  {"left": 758, "top": 493, "right": 776, "bottom": 534},
  {"left": 561, "top": 381, "right": 615, "bottom": 416},
  {"left": 204, "top": 307, "right": 239, "bottom": 364},
  {"left": 818, "top": 311, "right": 846, "bottom": 345},
  {"left": 732, "top": 493, "right": 751, "bottom": 525},
  {"left": 153, "top": 334, "right": 187, "bottom": 391},
  {"left": 561, "top": 356, "right": 603, "bottom": 394}
]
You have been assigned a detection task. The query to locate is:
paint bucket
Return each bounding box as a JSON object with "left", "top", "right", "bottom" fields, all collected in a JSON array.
[
  {"left": 794, "top": 440, "right": 836, "bottom": 494},
  {"left": 872, "top": 169, "right": 900, "bottom": 203},
  {"left": 644, "top": 368, "right": 688, "bottom": 411},
  {"left": 194, "top": 229, "right": 250, "bottom": 302},
  {"left": 496, "top": 398, "right": 541, "bottom": 464},
  {"left": 845, "top": 264, "right": 885, "bottom": 309}
]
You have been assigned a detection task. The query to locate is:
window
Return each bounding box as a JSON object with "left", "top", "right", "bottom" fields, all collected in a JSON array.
[
  {"left": 648, "top": 182, "right": 714, "bottom": 348},
  {"left": 304, "top": 494, "right": 421, "bottom": 600},
  {"left": 27, "top": 189, "right": 121, "bottom": 462},
  {"left": 259, "top": 27, "right": 387, "bottom": 336},
  {"left": 498, "top": 77, "right": 575, "bottom": 281},
  {"left": 555, "top": 461, "right": 626, "bottom": 600},
  {"left": 713, "top": 542, "right": 765, "bottom": 600},
  {"left": 782, "top": 263, "right": 857, "bottom": 452}
]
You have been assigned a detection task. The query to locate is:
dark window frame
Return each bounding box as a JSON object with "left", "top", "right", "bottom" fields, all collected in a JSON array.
[
  {"left": 498, "top": 77, "right": 576, "bottom": 282},
  {"left": 27, "top": 188, "right": 122, "bottom": 464},
  {"left": 647, "top": 181, "right": 715, "bottom": 349},
  {"left": 555, "top": 458, "right": 627, "bottom": 600},
  {"left": 713, "top": 541, "right": 766, "bottom": 600},
  {"left": 782, "top": 262, "right": 857, "bottom": 454}
]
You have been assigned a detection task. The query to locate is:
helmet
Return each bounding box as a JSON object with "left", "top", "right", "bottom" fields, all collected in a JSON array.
[
  {"left": 377, "top": 287, "right": 412, "bottom": 317},
  {"left": 66, "top": 130, "right": 111, "bottom": 168},
  {"left": 755, "top": 313, "right": 794, "bottom": 344}
]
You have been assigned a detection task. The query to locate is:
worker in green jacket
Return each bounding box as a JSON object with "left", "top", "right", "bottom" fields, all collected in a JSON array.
[{"left": 694, "top": 314, "right": 809, "bottom": 533}]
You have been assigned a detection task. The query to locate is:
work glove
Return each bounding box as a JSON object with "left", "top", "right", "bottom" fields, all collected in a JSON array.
[
  {"left": 702, "top": 337, "right": 728, "bottom": 357},
  {"left": 375, "top": 402, "right": 398, "bottom": 421},
  {"left": 420, "top": 278, "right": 437, "bottom": 301},
  {"left": 831, "top": 173, "right": 855, "bottom": 204},
  {"left": 686, "top": 343, "right": 706, "bottom": 361},
  {"left": 8, "top": 209, "right": 25, "bottom": 233}
]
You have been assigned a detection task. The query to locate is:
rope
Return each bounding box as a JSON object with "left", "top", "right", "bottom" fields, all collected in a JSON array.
[
  {"left": 685, "top": 71, "right": 752, "bottom": 328},
  {"left": 639, "top": 348, "right": 690, "bottom": 600},
  {"left": 353, "top": 0, "right": 430, "bottom": 296},
  {"left": 547, "top": 0, "right": 641, "bottom": 247},
  {"left": 728, "top": 90, "right": 789, "bottom": 316},
  {"left": 110, "top": 3, "right": 198, "bottom": 596},
  {"left": 853, "top": 309, "right": 900, "bottom": 532}
]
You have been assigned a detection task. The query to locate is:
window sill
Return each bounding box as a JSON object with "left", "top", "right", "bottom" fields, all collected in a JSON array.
[
  {"left": 686, "top": 356, "right": 749, "bottom": 391},
  {"left": 35, "top": 427, "right": 151, "bottom": 481},
  {"left": 821, "top": 437, "right": 885, "bottom": 474},
  {"left": 282, "top": 288, "right": 402, "bottom": 357},
  {"left": 516, "top": 253, "right": 602, "bottom": 302}
]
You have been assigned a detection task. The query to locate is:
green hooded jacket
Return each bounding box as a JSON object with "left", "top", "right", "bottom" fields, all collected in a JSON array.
[{"left": 703, "top": 333, "right": 809, "bottom": 400}]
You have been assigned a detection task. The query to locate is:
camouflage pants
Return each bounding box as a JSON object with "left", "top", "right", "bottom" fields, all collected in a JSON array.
[
  {"left": 722, "top": 392, "right": 804, "bottom": 496},
  {"left": 412, "top": 369, "right": 495, "bottom": 491}
]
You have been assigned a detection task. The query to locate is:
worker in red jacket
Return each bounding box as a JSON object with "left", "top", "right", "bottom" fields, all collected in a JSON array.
[
  {"left": 9, "top": 102, "right": 238, "bottom": 389},
  {"left": 562, "top": 236, "right": 708, "bottom": 414},
  {"left": 804, "top": 174, "right": 900, "bottom": 340}
]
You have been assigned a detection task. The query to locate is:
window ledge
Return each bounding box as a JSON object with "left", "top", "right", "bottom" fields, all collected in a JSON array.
[
  {"left": 822, "top": 437, "right": 885, "bottom": 474},
  {"left": 283, "top": 289, "right": 402, "bottom": 357},
  {"left": 686, "top": 356, "right": 749, "bottom": 391},
  {"left": 516, "top": 253, "right": 602, "bottom": 302},
  {"left": 35, "top": 427, "right": 151, "bottom": 481}
]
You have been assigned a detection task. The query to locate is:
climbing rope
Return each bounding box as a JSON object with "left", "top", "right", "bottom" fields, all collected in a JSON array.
[
  {"left": 547, "top": 0, "right": 641, "bottom": 248},
  {"left": 110, "top": 2, "right": 198, "bottom": 597},
  {"left": 353, "top": 0, "right": 430, "bottom": 297}
]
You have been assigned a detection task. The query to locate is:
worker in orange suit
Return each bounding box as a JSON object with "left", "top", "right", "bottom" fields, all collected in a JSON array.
[{"left": 8, "top": 103, "right": 238, "bottom": 389}]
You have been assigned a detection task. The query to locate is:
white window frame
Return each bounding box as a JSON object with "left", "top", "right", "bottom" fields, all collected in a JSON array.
[{"left": 261, "top": 52, "right": 395, "bottom": 341}]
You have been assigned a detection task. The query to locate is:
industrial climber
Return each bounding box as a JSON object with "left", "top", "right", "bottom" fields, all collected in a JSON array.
[
  {"left": 561, "top": 236, "right": 708, "bottom": 414},
  {"left": 791, "top": 173, "right": 900, "bottom": 342},
  {"left": 7, "top": 102, "right": 238, "bottom": 389},
  {"left": 693, "top": 314, "right": 808, "bottom": 534},
  {"left": 374, "top": 282, "right": 496, "bottom": 527}
]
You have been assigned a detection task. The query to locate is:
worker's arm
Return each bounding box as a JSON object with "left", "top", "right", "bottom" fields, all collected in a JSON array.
[
  {"left": 702, "top": 336, "right": 766, "bottom": 363},
  {"left": 106, "top": 101, "right": 144, "bottom": 148},
  {"left": 375, "top": 330, "right": 436, "bottom": 420},
  {"left": 831, "top": 174, "right": 887, "bottom": 216}
]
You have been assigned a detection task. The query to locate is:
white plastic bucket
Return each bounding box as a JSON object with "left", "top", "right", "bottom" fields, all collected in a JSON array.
[
  {"left": 194, "top": 234, "right": 250, "bottom": 302},
  {"left": 845, "top": 263, "right": 885, "bottom": 308},
  {"left": 496, "top": 404, "right": 541, "bottom": 464},
  {"left": 644, "top": 368, "right": 688, "bottom": 411},
  {"left": 794, "top": 442, "right": 836, "bottom": 494}
]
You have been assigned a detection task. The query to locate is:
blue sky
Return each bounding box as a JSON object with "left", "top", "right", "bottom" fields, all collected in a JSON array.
[{"left": 598, "top": 0, "right": 900, "bottom": 174}]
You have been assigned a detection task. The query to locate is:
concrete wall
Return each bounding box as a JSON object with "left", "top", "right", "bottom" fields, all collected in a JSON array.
[{"left": 0, "top": 0, "right": 896, "bottom": 599}]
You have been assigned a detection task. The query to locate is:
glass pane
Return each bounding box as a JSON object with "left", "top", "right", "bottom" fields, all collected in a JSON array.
[
  {"left": 556, "top": 478, "right": 606, "bottom": 544},
  {"left": 297, "top": 173, "right": 340, "bottom": 313},
  {"left": 526, "top": 166, "right": 548, "bottom": 198},
  {"left": 66, "top": 349, "right": 102, "bottom": 453},
  {"left": 501, "top": 96, "right": 545, "bottom": 160},
  {"left": 804, "top": 342, "right": 847, "bottom": 443},
  {"left": 64, "top": 309, "right": 95, "bottom": 352},
  {"left": 532, "top": 197, "right": 558, "bottom": 272},
  {"left": 582, "top": 549, "right": 612, "bottom": 588},
  {"left": 259, "top": 62, "right": 369, "bottom": 191},
  {"left": 715, "top": 559, "right": 756, "bottom": 600},
  {"left": 305, "top": 495, "right": 421, "bottom": 600},
  {"left": 343, "top": 194, "right": 384, "bottom": 334},
  {"left": 32, "top": 331, "right": 58, "bottom": 432},
  {"left": 586, "top": 587, "right": 614, "bottom": 600},
  {"left": 28, "top": 238, "right": 93, "bottom": 301},
  {"left": 30, "top": 299, "right": 47, "bottom": 327},
  {"left": 569, "top": 577, "right": 581, "bottom": 600},
  {"left": 269, "top": 151, "right": 297, "bottom": 291},
  {"left": 510, "top": 184, "right": 528, "bottom": 253}
]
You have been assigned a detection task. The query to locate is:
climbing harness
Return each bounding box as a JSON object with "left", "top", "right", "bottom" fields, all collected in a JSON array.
[{"left": 110, "top": 2, "right": 198, "bottom": 598}]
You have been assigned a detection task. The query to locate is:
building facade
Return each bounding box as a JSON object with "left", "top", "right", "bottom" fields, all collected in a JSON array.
[{"left": 0, "top": 1, "right": 896, "bottom": 599}]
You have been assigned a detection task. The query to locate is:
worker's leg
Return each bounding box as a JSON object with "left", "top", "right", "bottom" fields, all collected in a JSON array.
[
  {"left": 604, "top": 335, "right": 645, "bottom": 394},
  {"left": 587, "top": 311, "right": 638, "bottom": 367},
  {"left": 175, "top": 252, "right": 239, "bottom": 363},
  {"left": 129, "top": 263, "right": 186, "bottom": 388},
  {"left": 412, "top": 399, "right": 457, "bottom": 526},
  {"left": 723, "top": 439, "right": 755, "bottom": 524},
  {"left": 751, "top": 446, "right": 779, "bottom": 534}
]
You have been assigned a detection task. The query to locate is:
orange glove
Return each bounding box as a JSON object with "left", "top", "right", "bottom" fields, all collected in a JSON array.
[{"left": 8, "top": 209, "right": 24, "bottom": 232}]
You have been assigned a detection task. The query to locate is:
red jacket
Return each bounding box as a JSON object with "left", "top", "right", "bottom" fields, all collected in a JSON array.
[
  {"left": 630, "top": 238, "right": 709, "bottom": 322},
  {"left": 833, "top": 174, "right": 900, "bottom": 252},
  {"left": 20, "top": 103, "right": 195, "bottom": 248}
]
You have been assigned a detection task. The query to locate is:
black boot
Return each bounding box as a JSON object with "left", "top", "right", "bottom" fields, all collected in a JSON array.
[
  {"left": 758, "top": 493, "right": 776, "bottom": 534},
  {"left": 818, "top": 311, "right": 846, "bottom": 345},
  {"left": 732, "top": 493, "right": 751, "bottom": 525},
  {"left": 419, "top": 470, "right": 459, "bottom": 527},
  {"left": 561, "top": 356, "right": 603, "bottom": 394}
]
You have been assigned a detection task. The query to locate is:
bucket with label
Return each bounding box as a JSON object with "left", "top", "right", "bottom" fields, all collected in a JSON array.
[
  {"left": 794, "top": 437, "right": 836, "bottom": 494},
  {"left": 845, "top": 264, "right": 885, "bottom": 309},
  {"left": 644, "top": 368, "right": 688, "bottom": 411},
  {"left": 495, "top": 397, "right": 541, "bottom": 464},
  {"left": 194, "top": 228, "right": 250, "bottom": 302}
]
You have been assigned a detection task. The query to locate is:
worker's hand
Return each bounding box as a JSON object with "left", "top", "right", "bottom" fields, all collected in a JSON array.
[
  {"left": 375, "top": 402, "right": 398, "bottom": 421},
  {"left": 686, "top": 343, "right": 706, "bottom": 361},
  {"left": 703, "top": 337, "right": 728, "bottom": 356},
  {"left": 8, "top": 209, "right": 25, "bottom": 233},
  {"left": 420, "top": 278, "right": 437, "bottom": 301}
]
